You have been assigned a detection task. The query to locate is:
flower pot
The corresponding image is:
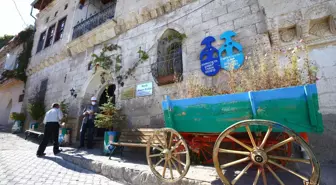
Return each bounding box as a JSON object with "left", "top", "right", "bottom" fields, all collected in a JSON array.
[
  {"left": 29, "top": 122, "right": 38, "bottom": 130},
  {"left": 11, "top": 120, "right": 22, "bottom": 134},
  {"left": 157, "top": 74, "right": 175, "bottom": 86},
  {"left": 59, "top": 128, "right": 72, "bottom": 146},
  {"left": 103, "top": 131, "right": 120, "bottom": 155}
]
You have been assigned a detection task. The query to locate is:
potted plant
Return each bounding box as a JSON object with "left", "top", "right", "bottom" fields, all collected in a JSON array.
[
  {"left": 10, "top": 112, "right": 25, "bottom": 133},
  {"left": 59, "top": 100, "right": 72, "bottom": 146},
  {"left": 27, "top": 88, "right": 45, "bottom": 130},
  {"left": 95, "top": 88, "right": 126, "bottom": 154}
]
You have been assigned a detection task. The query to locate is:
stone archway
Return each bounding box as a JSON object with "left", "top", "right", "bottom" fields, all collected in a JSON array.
[{"left": 75, "top": 69, "right": 118, "bottom": 142}]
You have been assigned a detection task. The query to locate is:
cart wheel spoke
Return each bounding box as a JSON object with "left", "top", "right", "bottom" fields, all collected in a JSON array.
[
  {"left": 173, "top": 151, "right": 187, "bottom": 155},
  {"left": 265, "top": 137, "right": 294, "bottom": 153},
  {"left": 168, "top": 132, "right": 174, "bottom": 149},
  {"left": 170, "top": 140, "right": 183, "bottom": 152},
  {"left": 149, "top": 153, "right": 162, "bottom": 158},
  {"left": 171, "top": 158, "right": 183, "bottom": 175},
  {"left": 150, "top": 145, "right": 164, "bottom": 152},
  {"left": 253, "top": 169, "right": 261, "bottom": 185},
  {"left": 266, "top": 164, "right": 285, "bottom": 185},
  {"left": 231, "top": 162, "right": 253, "bottom": 185},
  {"left": 168, "top": 160, "right": 174, "bottom": 179},
  {"left": 172, "top": 156, "right": 186, "bottom": 166},
  {"left": 246, "top": 126, "right": 257, "bottom": 148},
  {"left": 154, "top": 134, "right": 165, "bottom": 148},
  {"left": 268, "top": 160, "right": 309, "bottom": 181},
  {"left": 268, "top": 155, "right": 310, "bottom": 164},
  {"left": 218, "top": 148, "right": 250, "bottom": 155},
  {"left": 261, "top": 168, "right": 267, "bottom": 185},
  {"left": 162, "top": 160, "right": 168, "bottom": 178},
  {"left": 220, "top": 157, "right": 250, "bottom": 169},
  {"left": 260, "top": 126, "right": 272, "bottom": 148},
  {"left": 154, "top": 158, "right": 165, "bottom": 167},
  {"left": 227, "top": 135, "right": 253, "bottom": 151}
]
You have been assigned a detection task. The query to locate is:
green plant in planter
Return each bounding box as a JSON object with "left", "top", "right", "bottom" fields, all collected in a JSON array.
[
  {"left": 95, "top": 88, "right": 126, "bottom": 131},
  {"left": 10, "top": 112, "right": 25, "bottom": 122},
  {"left": 28, "top": 88, "right": 45, "bottom": 122},
  {"left": 60, "top": 99, "right": 70, "bottom": 124}
]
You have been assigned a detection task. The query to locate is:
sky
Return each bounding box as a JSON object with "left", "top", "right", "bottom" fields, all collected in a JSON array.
[{"left": 0, "top": 0, "right": 39, "bottom": 37}]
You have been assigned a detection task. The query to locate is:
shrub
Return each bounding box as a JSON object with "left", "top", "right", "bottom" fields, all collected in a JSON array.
[
  {"left": 95, "top": 88, "right": 126, "bottom": 130},
  {"left": 28, "top": 87, "right": 45, "bottom": 121},
  {"left": 10, "top": 112, "right": 25, "bottom": 122}
]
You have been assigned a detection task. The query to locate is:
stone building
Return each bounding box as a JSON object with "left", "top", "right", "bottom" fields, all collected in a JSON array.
[
  {"left": 25, "top": 0, "right": 336, "bottom": 162},
  {"left": 0, "top": 37, "right": 25, "bottom": 126}
]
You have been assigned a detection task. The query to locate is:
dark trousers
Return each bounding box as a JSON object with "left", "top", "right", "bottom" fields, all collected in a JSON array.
[
  {"left": 37, "top": 122, "right": 60, "bottom": 155},
  {"left": 80, "top": 119, "right": 94, "bottom": 148}
]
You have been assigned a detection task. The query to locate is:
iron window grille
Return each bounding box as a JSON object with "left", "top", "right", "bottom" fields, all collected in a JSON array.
[{"left": 151, "top": 31, "right": 183, "bottom": 86}]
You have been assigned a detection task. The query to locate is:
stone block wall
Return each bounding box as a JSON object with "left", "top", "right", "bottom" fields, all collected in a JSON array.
[{"left": 24, "top": 0, "right": 336, "bottom": 162}]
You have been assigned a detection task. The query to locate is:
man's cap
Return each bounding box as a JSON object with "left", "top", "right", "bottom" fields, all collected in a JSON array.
[
  {"left": 91, "top": 97, "right": 97, "bottom": 101},
  {"left": 52, "top": 103, "right": 59, "bottom": 108}
]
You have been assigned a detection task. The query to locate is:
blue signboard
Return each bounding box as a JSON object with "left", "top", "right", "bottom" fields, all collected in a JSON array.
[
  {"left": 200, "top": 30, "right": 244, "bottom": 76},
  {"left": 218, "top": 31, "right": 244, "bottom": 70},
  {"left": 200, "top": 36, "right": 221, "bottom": 76}
]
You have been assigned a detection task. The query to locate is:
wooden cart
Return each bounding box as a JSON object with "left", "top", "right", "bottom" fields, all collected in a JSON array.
[{"left": 111, "top": 84, "right": 323, "bottom": 185}]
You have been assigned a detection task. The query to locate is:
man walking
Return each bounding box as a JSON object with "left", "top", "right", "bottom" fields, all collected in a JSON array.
[
  {"left": 79, "top": 97, "right": 99, "bottom": 149},
  {"left": 36, "top": 103, "right": 64, "bottom": 157}
]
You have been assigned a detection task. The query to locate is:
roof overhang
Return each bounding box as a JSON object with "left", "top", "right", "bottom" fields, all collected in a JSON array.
[{"left": 31, "top": 0, "right": 53, "bottom": 10}]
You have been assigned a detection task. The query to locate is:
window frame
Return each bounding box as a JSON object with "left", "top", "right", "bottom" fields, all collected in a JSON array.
[
  {"left": 54, "top": 16, "right": 67, "bottom": 42},
  {"left": 44, "top": 24, "right": 56, "bottom": 48},
  {"left": 36, "top": 30, "right": 47, "bottom": 53}
]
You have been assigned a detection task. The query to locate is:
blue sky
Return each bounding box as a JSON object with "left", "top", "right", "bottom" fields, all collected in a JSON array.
[{"left": 0, "top": 0, "right": 39, "bottom": 36}]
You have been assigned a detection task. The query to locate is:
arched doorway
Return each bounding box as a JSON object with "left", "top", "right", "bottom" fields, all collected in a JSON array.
[{"left": 94, "top": 84, "right": 116, "bottom": 139}]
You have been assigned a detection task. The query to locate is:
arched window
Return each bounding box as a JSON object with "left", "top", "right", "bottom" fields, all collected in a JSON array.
[{"left": 151, "top": 29, "right": 183, "bottom": 86}]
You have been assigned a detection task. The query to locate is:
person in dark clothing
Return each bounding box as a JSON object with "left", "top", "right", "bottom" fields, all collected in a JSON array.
[
  {"left": 36, "top": 103, "right": 64, "bottom": 157},
  {"left": 79, "top": 97, "right": 99, "bottom": 149}
]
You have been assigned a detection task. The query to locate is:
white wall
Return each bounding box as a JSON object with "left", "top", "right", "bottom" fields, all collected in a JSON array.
[{"left": 0, "top": 82, "right": 25, "bottom": 125}]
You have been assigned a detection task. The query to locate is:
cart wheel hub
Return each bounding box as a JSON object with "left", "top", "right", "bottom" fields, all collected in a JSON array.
[
  {"left": 251, "top": 150, "right": 268, "bottom": 165},
  {"left": 162, "top": 149, "right": 172, "bottom": 160}
]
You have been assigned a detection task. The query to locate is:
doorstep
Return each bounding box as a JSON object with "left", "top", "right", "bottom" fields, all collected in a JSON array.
[{"left": 59, "top": 147, "right": 219, "bottom": 185}]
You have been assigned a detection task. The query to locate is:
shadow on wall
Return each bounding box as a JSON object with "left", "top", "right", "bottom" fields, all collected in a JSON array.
[{"left": 309, "top": 114, "right": 336, "bottom": 164}]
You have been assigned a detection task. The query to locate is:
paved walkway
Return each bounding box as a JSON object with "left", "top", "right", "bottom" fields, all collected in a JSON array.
[{"left": 0, "top": 131, "right": 124, "bottom": 185}]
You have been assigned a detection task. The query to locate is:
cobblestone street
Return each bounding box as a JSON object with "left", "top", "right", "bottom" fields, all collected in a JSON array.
[{"left": 0, "top": 130, "right": 124, "bottom": 185}]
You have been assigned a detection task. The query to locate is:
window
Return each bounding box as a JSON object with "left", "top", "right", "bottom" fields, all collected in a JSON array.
[
  {"left": 54, "top": 11, "right": 58, "bottom": 17},
  {"left": 45, "top": 17, "right": 49, "bottom": 23},
  {"left": 40, "top": 79, "right": 48, "bottom": 102},
  {"left": 54, "top": 16, "right": 67, "bottom": 42},
  {"left": 151, "top": 29, "right": 183, "bottom": 86},
  {"left": 36, "top": 31, "right": 46, "bottom": 53},
  {"left": 45, "top": 24, "right": 56, "bottom": 48},
  {"left": 64, "top": 4, "right": 68, "bottom": 10}
]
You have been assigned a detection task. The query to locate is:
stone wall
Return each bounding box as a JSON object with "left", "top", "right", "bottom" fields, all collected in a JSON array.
[{"left": 25, "top": 0, "right": 336, "bottom": 162}]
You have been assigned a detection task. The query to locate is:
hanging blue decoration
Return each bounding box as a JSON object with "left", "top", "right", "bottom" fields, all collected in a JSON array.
[
  {"left": 199, "top": 36, "right": 221, "bottom": 76},
  {"left": 218, "top": 31, "right": 245, "bottom": 70}
]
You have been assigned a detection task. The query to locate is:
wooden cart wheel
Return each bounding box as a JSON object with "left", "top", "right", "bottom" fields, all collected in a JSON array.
[
  {"left": 146, "top": 128, "right": 190, "bottom": 183},
  {"left": 213, "top": 119, "right": 320, "bottom": 185}
]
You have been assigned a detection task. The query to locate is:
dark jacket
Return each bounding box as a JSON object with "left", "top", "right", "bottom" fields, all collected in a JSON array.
[{"left": 80, "top": 104, "right": 99, "bottom": 131}]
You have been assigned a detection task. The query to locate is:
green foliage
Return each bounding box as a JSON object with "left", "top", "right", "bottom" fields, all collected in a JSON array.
[
  {"left": 1, "top": 26, "right": 34, "bottom": 83},
  {"left": 116, "top": 47, "right": 149, "bottom": 86},
  {"left": 10, "top": 112, "right": 25, "bottom": 122},
  {"left": 60, "top": 100, "right": 69, "bottom": 123},
  {"left": 28, "top": 87, "right": 45, "bottom": 121},
  {"left": 95, "top": 88, "right": 126, "bottom": 130},
  {"left": 91, "top": 44, "right": 121, "bottom": 74},
  {"left": 167, "top": 32, "right": 187, "bottom": 42},
  {"left": 0, "top": 35, "right": 14, "bottom": 49}
]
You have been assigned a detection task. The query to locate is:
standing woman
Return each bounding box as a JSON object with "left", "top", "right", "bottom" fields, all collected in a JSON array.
[{"left": 79, "top": 97, "right": 99, "bottom": 149}]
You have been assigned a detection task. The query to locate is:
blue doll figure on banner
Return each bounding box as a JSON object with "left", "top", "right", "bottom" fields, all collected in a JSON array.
[
  {"left": 218, "top": 31, "right": 244, "bottom": 70},
  {"left": 200, "top": 36, "right": 221, "bottom": 76}
]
